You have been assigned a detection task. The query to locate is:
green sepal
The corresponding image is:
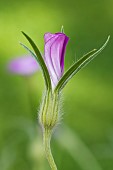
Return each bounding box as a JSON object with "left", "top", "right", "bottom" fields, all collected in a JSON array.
[
  {"left": 55, "top": 36, "right": 110, "bottom": 92},
  {"left": 21, "top": 32, "right": 52, "bottom": 91},
  {"left": 61, "top": 26, "right": 64, "bottom": 33}
]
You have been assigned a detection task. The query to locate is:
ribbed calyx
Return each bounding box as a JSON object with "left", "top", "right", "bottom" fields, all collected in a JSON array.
[{"left": 39, "top": 91, "right": 60, "bottom": 131}]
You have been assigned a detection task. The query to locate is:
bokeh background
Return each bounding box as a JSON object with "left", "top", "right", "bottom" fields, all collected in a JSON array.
[{"left": 0, "top": 0, "right": 113, "bottom": 170}]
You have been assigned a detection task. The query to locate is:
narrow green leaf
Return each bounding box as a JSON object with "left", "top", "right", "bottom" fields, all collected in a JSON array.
[
  {"left": 55, "top": 36, "right": 110, "bottom": 92},
  {"left": 21, "top": 31, "right": 52, "bottom": 91},
  {"left": 20, "top": 42, "right": 37, "bottom": 60}
]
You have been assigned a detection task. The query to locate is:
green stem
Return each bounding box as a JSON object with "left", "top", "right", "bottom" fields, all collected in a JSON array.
[{"left": 43, "top": 128, "right": 58, "bottom": 170}]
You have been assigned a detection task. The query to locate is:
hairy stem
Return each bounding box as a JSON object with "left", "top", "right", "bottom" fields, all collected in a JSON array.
[{"left": 43, "top": 128, "right": 58, "bottom": 170}]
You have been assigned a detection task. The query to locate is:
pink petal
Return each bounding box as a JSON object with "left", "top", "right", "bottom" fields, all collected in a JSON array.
[{"left": 44, "top": 32, "right": 69, "bottom": 88}]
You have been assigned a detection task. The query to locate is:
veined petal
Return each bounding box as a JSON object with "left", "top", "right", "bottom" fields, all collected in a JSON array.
[
  {"left": 44, "top": 32, "right": 69, "bottom": 88},
  {"left": 44, "top": 33, "right": 56, "bottom": 43}
]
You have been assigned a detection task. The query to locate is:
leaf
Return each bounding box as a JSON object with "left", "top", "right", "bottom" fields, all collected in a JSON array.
[
  {"left": 55, "top": 36, "right": 110, "bottom": 92},
  {"left": 21, "top": 31, "right": 52, "bottom": 91},
  {"left": 20, "top": 42, "right": 37, "bottom": 60}
]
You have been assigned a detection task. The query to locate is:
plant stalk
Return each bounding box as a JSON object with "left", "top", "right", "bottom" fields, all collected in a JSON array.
[{"left": 43, "top": 128, "right": 57, "bottom": 170}]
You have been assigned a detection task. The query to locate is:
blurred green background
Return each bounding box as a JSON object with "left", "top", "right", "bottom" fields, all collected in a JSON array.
[{"left": 0, "top": 0, "right": 113, "bottom": 170}]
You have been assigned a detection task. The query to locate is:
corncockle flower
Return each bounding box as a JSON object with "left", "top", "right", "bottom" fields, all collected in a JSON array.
[
  {"left": 8, "top": 55, "right": 39, "bottom": 75},
  {"left": 20, "top": 29, "right": 110, "bottom": 170},
  {"left": 44, "top": 33, "right": 69, "bottom": 89}
]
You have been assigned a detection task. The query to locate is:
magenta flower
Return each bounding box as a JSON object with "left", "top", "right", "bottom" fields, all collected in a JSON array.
[
  {"left": 44, "top": 33, "right": 69, "bottom": 88},
  {"left": 21, "top": 31, "right": 109, "bottom": 92},
  {"left": 8, "top": 55, "right": 39, "bottom": 75},
  {"left": 21, "top": 30, "right": 109, "bottom": 170}
]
